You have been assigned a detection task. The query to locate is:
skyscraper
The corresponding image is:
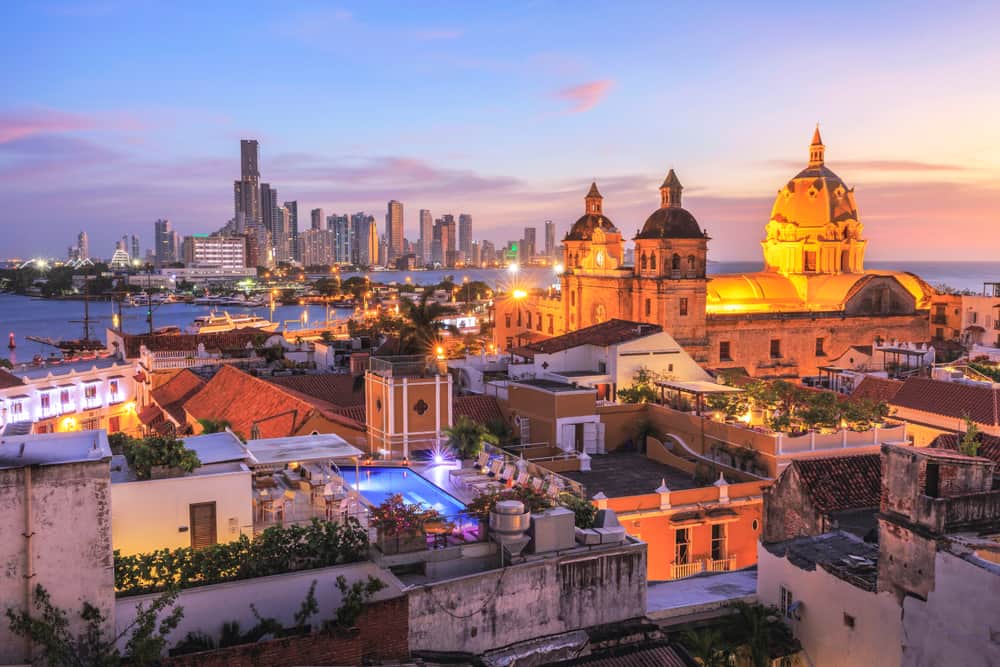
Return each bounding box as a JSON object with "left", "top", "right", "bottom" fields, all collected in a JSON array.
[
  {"left": 154, "top": 219, "right": 176, "bottom": 266},
  {"left": 367, "top": 219, "right": 378, "bottom": 268},
  {"left": 523, "top": 226, "right": 537, "bottom": 262},
  {"left": 350, "top": 213, "right": 374, "bottom": 266},
  {"left": 385, "top": 200, "right": 403, "bottom": 263},
  {"left": 311, "top": 208, "right": 324, "bottom": 231},
  {"left": 77, "top": 231, "right": 89, "bottom": 261},
  {"left": 544, "top": 220, "right": 555, "bottom": 258},
  {"left": 130, "top": 235, "right": 140, "bottom": 261},
  {"left": 419, "top": 209, "right": 433, "bottom": 265},
  {"left": 260, "top": 184, "right": 277, "bottom": 234},
  {"left": 459, "top": 214, "right": 473, "bottom": 260},
  {"left": 328, "top": 214, "right": 351, "bottom": 263},
  {"left": 283, "top": 201, "right": 299, "bottom": 262},
  {"left": 297, "top": 229, "right": 335, "bottom": 267},
  {"left": 272, "top": 206, "right": 292, "bottom": 263},
  {"left": 233, "top": 140, "right": 261, "bottom": 232}
]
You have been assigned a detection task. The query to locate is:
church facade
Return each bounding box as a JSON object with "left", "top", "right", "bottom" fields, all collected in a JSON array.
[{"left": 495, "top": 129, "right": 933, "bottom": 379}]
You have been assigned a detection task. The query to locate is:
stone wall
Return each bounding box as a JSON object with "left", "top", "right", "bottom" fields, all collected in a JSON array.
[
  {"left": 407, "top": 541, "right": 646, "bottom": 655},
  {"left": 762, "top": 466, "right": 824, "bottom": 543}
]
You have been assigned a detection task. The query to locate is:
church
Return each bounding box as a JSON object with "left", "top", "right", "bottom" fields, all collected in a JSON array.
[{"left": 495, "top": 129, "right": 933, "bottom": 378}]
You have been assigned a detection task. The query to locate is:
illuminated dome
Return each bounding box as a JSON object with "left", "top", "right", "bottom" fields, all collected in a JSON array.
[
  {"left": 566, "top": 182, "right": 619, "bottom": 241},
  {"left": 636, "top": 169, "right": 706, "bottom": 239}
]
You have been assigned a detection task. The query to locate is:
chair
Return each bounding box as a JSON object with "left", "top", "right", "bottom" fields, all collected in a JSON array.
[
  {"left": 513, "top": 472, "right": 530, "bottom": 487},
  {"left": 531, "top": 476, "right": 544, "bottom": 492},
  {"left": 472, "top": 451, "right": 490, "bottom": 469},
  {"left": 466, "top": 460, "right": 505, "bottom": 490}
]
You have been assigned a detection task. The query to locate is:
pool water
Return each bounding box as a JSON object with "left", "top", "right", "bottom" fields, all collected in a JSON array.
[{"left": 352, "top": 466, "right": 467, "bottom": 516}]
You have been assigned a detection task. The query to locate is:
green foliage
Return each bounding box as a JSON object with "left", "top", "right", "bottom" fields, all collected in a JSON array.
[
  {"left": 681, "top": 627, "right": 730, "bottom": 667},
  {"left": 558, "top": 491, "right": 598, "bottom": 528},
  {"left": 371, "top": 494, "right": 442, "bottom": 536},
  {"left": 632, "top": 419, "right": 655, "bottom": 452},
  {"left": 443, "top": 415, "right": 498, "bottom": 460},
  {"left": 5, "top": 584, "right": 182, "bottom": 666},
  {"left": 107, "top": 431, "right": 135, "bottom": 455},
  {"left": 0, "top": 357, "right": 12, "bottom": 369},
  {"left": 293, "top": 580, "right": 320, "bottom": 629},
  {"left": 120, "top": 435, "right": 201, "bottom": 480},
  {"left": 170, "top": 631, "right": 215, "bottom": 656},
  {"left": 960, "top": 415, "right": 981, "bottom": 457},
  {"left": 486, "top": 418, "right": 514, "bottom": 444},
  {"left": 197, "top": 419, "right": 231, "bottom": 434},
  {"left": 113, "top": 518, "right": 369, "bottom": 596},
  {"left": 398, "top": 292, "right": 447, "bottom": 355},
  {"left": 465, "top": 485, "right": 555, "bottom": 519},
  {"left": 331, "top": 575, "right": 387, "bottom": 629},
  {"left": 616, "top": 367, "right": 662, "bottom": 404},
  {"left": 969, "top": 362, "right": 1000, "bottom": 383},
  {"left": 314, "top": 277, "right": 341, "bottom": 296}
]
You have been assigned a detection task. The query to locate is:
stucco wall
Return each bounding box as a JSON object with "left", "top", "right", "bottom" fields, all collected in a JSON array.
[
  {"left": 407, "top": 542, "right": 646, "bottom": 654},
  {"left": 110, "top": 467, "right": 254, "bottom": 556},
  {"left": 115, "top": 561, "right": 405, "bottom": 651},
  {"left": 900, "top": 550, "right": 1000, "bottom": 666},
  {"left": 0, "top": 459, "right": 115, "bottom": 665},
  {"left": 757, "top": 542, "right": 902, "bottom": 667}
]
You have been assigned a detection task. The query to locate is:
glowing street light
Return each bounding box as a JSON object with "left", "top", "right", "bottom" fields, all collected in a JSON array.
[
  {"left": 512, "top": 289, "right": 528, "bottom": 299},
  {"left": 507, "top": 262, "right": 519, "bottom": 275},
  {"left": 554, "top": 262, "right": 564, "bottom": 275}
]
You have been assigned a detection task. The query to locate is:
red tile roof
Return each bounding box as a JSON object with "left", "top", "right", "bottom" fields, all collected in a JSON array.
[
  {"left": 267, "top": 373, "right": 365, "bottom": 407},
  {"left": 121, "top": 331, "right": 265, "bottom": 358},
  {"left": 554, "top": 644, "right": 692, "bottom": 667},
  {"left": 184, "top": 365, "right": 318, "bottom": 439},
  {"left": 931, "top": 432, "right": 1000, "bottom": 465},
  {"left": 513, "top": 319, "right": 661, "bottom": 358},
  {"left": 851, "top": 376, "right": 903, "bottom": 404},
  {"left": 151, "top": 369, "right": 206, "bottom": 423},
  {"left": 890, "top": 377, "right": 1000, "bottom": 426},
  {"left": 791, "top": 454, "right": 882, "bottom": 513},
  {"left": 454, "top": 395, "right": 505, "bottom": 425},
  {"left": 0, "top": 369, "right": 25, "bottom": 389}
]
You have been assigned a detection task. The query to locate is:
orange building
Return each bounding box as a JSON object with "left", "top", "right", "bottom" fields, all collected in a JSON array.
[{"left": 496, "top": 128, "right": 934, "bottom": 378}]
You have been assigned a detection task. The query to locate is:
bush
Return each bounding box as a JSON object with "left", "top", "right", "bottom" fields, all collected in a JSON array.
[
  {"left": 465, "top": 485, "right": 554, "bottom": 519},
  {"left": 371, "top": 494, "right": 442, "bottom": 537},
  {"left": 558, "top": 492, "right": 597, "bottom": 528},
  {"left": 120, "top": 435, "right": 201, "bottom": 480},
  {"left": 113, "top": 518, "right": 369, "bottom": 597}
]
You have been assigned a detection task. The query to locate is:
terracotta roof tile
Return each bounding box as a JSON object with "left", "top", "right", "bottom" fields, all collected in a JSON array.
[
  {"left": 121, "top": 331, "right": 264, "bottom": 358},
  {"left": 267, "top": 373, "right": 364, "bottom": 407},
  {"left": 151, "top": 369, "right": 206, "bottom": 423},
  {"left": 0, "top": 369, "right": 25, "bottom": 389},
  {"left": 514, "top": 319, "right": 661, "bottom": 358},
  {"left": 931, "top": 432, "right": 1000, "bottom": 465},
  {"left": 184, "top": 365, "right": 317, "bottom": 439},
  {"left": 851, "top": 376, "right": 903, "bottom": 404},
  {"left": 331, "top": 405, "right": 367, "bottom": 426},
  {"left": 454, "top": 395, "right": 505, "bottom": 425},
  {"left": 890, "top": 377, "right": 999, "bottom": 426},
  {"left": 791, "top": 454, "right": 881, "bottom": 513}
]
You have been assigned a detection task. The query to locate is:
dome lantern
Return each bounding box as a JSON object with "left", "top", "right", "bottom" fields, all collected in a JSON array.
[
  {"left": 809, "top": 124, "right": 825, "bottom": 168},
  {"left": 660, "top": 169, "right": 683, "bottom": 208}
]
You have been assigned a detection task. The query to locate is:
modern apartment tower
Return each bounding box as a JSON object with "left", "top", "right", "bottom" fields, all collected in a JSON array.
[
  {"left": 153, "top": 219, "right": 177, "bottom": 266},
  {"left": 419, "top": 209, "right": 433, "bottom": 265},
  {"left": 328, "top": 214, "right": 351, "bottom": 263},
  {"left": 350, "top": 213, "right": 374, "bottom": 266},
  {"left": 283, "top": 201, "right": 299, "bottom": 261},
  {"left": 233, "top": 140, "right": 261, "bottom": 232},
  {"left": 260, "top": 184, "right": 277, "bottom": 234},
  {"left": 459, "top": 214, "right": 473, "bottom": 261},
  {"left": 385, "top": 200, "right": 404, "bottom": 263},
  {"left": 77, "top": 231, "right": 89, "bottom": 261},
  {"left": 311, "top": 208, "right": 324, "bottom": 231},
  {"left": 544, "top": 220, "right": 555, "bottom": 258},
  {"left": 522, "top": 226, "right": 537, "bottom": 262}
]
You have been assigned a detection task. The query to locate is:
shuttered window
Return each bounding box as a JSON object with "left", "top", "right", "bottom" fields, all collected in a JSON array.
[{"left": 189, "top": 502, "right": 217, "bottom": 550}]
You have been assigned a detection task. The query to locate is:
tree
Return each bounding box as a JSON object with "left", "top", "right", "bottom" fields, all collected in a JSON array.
[
  {"left": 960, "top": 415, "right": 981, "bottom": 457},
  {"left": 398, "top": 292, "right": 447, "bottom": 355},
  {"left": 617, "top": 367, "right": 661, "bottom": 404},
  {"left": 443, "top": 415, "right": 498, "bottom": 460},
  {"left": 121, "top": 435, "right": 201, "bottom": 479},
  {"left": 6, "top": 584, "right": 183, "bottom": 666},
  {"left": 197, "top": 419, "right": 231, "bottom": 434},
  {"left": 681, "top": 627, "right": 731, "bottom": 667}
]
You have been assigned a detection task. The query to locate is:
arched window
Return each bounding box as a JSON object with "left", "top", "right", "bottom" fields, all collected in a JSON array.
[
  {"left": 526, "top": 311, "right": 532, "bottom": 328},
  {"left": 672, "top": 253, "right": 681, "bottom": 270},
  {"left": 649, "top": 253, "right": 657, "bottom": 270},
  {"left": 687, "top": 255, "right": 696, "bottom": 271},
  {"left": 640, "top": 254, "right": 647, "bottom": 270}
]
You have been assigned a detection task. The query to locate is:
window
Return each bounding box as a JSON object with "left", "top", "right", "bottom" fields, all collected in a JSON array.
[
  {"left": 780, "top": 586, "right": 794, "bottom": 619},
  {"left": 517, "top": 310, "right": 522, "bottom": 327},
  {"left": 11, "top": 401, "right": 23, "bottom": 416},
  {"left": 679, "top": 298, "right": 688, "bottom": 316},
  {"left": 645, "top": 298, "right": 651, "bottom": 316},
  {"left": 925, "top": 462, "right": 940, "bottom": 497},
  {"left": 598, "top": 360, "right": 607, "bottom": 374},
  {"left": 972, "top": 311, "right": 979, "bottom": 324},
  {"left": 752, "top": 519, "right": 759, "bottom": 531},
  {"left": 711, "top": 524, "right": 726, "bottom": 561},
  {"left": 60, "top": 389, "right": 71, "bottom": 404},
  {"left": 109, "top": 379, "right": 120, "bottom": 399},
  {"left": 843, "top": 613, "right": 856, "bottom": 629},
  {"left": 108, "top": 416, "right": 120, "bottom": 433},
  {"left": 672, "top": 253, "right": 680, "bottom": 270},
  {"left": 719, "top": 341, "right": 732, "bottom": 361},
  {"left": 935, "top": 327, "right": 944, "bottom": 340},
  {"left": 770, "top": 339, "right": 782, "bottom": 359},
  {"left": 640, "top": 254, "right": 647, "bottom": 270},
  {"left": 505, "top": 314, "right": 511, "bottom": 327},
  {"left": 505, "top": 337, "right": 513, "bottom": 350},
  {"left": 815, "top": 337, "right": 825, "bottom": 356},
  {"left": 674, "top": 528, "right": 690, "bottom": 564},
  {"left": 687, "top": 255, "right": 696, "bottom": 271},
  {"left": 547, "top": 315, "right": 554, "bottom": 334},
  {"left": 571, "top": 291, "right": 576, "bottom": 306},
  {"left": 804, "top": 250, "right": 817, "bottom": 272},
  {"left": 649, "top": 253, "right": 657, "bottom": 270},
  {"left": 526, "top": 311, "right": 532, "bottom": 328},
  {"left": 40, "top": 394, "right": 51, "bottom": 410},
  {"left": 84, "top": 384, "right": 97, "bottom": 400},
  {"left": 536, "top": 313, "right": 542, "bottom": 332}
]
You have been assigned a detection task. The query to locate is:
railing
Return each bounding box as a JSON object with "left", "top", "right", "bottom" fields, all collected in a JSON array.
[
  {"left": 373, "top": 513, "right": 486, "bottom": 555},
  {"left": 670, "top": 561, "right": 704, "bottom": 579},
  {"left": 707, "top": 555, "right": 735, "bottom": 573}
]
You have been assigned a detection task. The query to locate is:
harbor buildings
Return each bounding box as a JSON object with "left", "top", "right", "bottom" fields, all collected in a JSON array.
[{"left": 181, "top": 234, "right": 246, "bottom": 271}]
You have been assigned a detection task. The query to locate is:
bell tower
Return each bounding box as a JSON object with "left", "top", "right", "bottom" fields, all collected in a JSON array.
[
  {"left": 660, "top": 169, "right": 683, "bottom": 208},
  {"left": 809, "top": 124, "right": 825, "bottom": 167}
]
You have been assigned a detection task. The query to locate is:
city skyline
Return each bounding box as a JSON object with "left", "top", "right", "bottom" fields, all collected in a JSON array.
[{"left": 3, "top": 2, "right": 1000, "bottom": 259}]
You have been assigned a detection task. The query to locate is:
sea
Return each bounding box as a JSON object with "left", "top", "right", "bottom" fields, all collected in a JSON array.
[{"left": 1, "top": 261, "right": 998, "bottom": 360}]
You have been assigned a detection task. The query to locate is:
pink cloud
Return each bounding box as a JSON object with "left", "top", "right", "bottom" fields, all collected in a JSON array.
[
  {"left": 0, "top": 108, "right": 97, "bottom": 144},
  {"left": 765, "top": 158, "right": 971, "bottom": 173},
  {"left": 554, "top": 80, "right": 614, "bottom": 113}
]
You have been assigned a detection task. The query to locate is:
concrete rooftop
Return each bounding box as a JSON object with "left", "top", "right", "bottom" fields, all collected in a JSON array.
[
  {"left": 0, "top": 429, "right": 112, "bottom": 468},
  {"left": 562, "top": 451, "right": 699, "bottom": 498}
]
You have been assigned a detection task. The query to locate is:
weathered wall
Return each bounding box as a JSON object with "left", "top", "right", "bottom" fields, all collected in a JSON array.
[
  {"left": 110, "top": 467, "right": 254, "bottom": 556},
  {"left": 407, "top": 542, "right": 646, "bottom": 654},
  {"left": 0, "top": 459, "right": 115, "bottom": 665},
  {"left": 757, "top": 542, "right": 903, "bottom": 667},
  {"left": 163, "top": 595, "right": 409, "bottom": 666},
  {"left": 115, "top": 561, "right": 405, "bottom": 652},
  {"left": 900, "top": 549, "right": 1000, "bottom": 666},
  {"left": 762, "top": 467, "right": 824, "bottom": 543},
  {"left": 597, "top": 403, "right": 647, "bottom": 451}
]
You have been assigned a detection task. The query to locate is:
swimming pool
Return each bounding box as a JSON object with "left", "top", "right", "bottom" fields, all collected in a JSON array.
[{"left": 352, "top": 466, "right": 467, "bottom": 516}]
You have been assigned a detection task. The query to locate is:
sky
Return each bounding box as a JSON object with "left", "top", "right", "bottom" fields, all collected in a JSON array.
[{"left": 2, "top": 0, "right": 1000, "bottom": 261}]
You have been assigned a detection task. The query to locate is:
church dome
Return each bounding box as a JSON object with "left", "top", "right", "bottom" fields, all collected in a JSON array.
[
  {"left": 566, "top": 181, "right": 619, "bottom": 241},
  {"left": 768, "top": 126, "right": 859, "bottom": 232},
  {"left": 636, "top": 169, "right": 706, "bottom": 239}
]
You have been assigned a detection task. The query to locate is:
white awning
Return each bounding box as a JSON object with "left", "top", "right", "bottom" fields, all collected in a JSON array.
[
  {"left": 244, "top": 433, "right": 364, "bottom": 467},
  {"left": 654, "top": 380, "right": 744, "bottom": 394}
]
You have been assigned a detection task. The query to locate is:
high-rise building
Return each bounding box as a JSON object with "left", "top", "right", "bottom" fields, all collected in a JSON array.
[
  {"left": 260, "top": 184, "right": 277, "bottom": 234},
  {"left": 480, "top": 240, "right": 496, "bottom": 266},
  {"left": 283, "top": 201, "right": 299, "bottom": 262},
  {"left": 154, "top": 219, "right": 177, "bottom": 266},
  {"left": 385, "top": 200, "right": 403, "bottom": 262},
  {"left": 77, "top": 231, "right": 89, "bottom": 261},
  {"left": 419, "top": 209, "right": 433, "bottom": 265},
  {"left": 459, "top": 214, "right": 473, "bottom": 260},
  {"left": 130, "top": 235, "right": 140, "bottom": 261},
  {"left": 544, "top": 220, "right": 555, "bottom": 258},
  {"left": 182, "top": 235, "right": 246, "bottom": 270},
  {"left": 432, "top": 218, "right": 449, "bottom": 265},
  {"left": 328, "top": 214, "right": 351, "bottom": 263},
  {"left": 297, "top": 229, "right": 336, "bottom": 267},
  {"left": 350, "top": 213, "right": 374, "bottom": 266},
  {"left": 367, "top": 219, "right": 378, "bottom": 268},
  {"left": 310, "top": 208, "right": 324, "bottom": 231},
  {"left": 233, "top": 140, "right": 261, "bottom": 232},
  {"left": 522, "top": 226, "right": 537, "bottom": 262},
  {"left": 272, "top": 206, "right": 292, "bottom": 263},
  {"left": 471, "top": 240, "right": 481, "bottom": 267}
]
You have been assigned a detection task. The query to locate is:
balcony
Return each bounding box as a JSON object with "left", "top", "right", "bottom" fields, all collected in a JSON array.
[
  {"left": 932, "top": 315, "right": 948, "bottom": 325},
  {"left": 707, "top": 555, "right": 735, "bottom": 573},
  {"left": 668, "top": 555, "right": 735, "bottom": 579}
]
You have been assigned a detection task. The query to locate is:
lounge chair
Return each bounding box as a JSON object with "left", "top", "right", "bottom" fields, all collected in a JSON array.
[
  {"left": 531, "top": 476, "right": 544, "bottom": 492},
  {"left": 465, "top": 461, "right": 507, "bottom": 490},
  {"left": 513, "top": 472, "right": 530, "bottom": 487},
  {"left": 448, "top": 452, "right": 492, "bottom": 484}
]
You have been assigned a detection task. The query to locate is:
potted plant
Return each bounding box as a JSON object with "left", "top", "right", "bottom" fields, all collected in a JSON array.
[
  {"left": 443, "top": 415, "right": 498, "bottom": 463},
  {"left": 371, "top": 494, "right": 439, "bottom": 554}
]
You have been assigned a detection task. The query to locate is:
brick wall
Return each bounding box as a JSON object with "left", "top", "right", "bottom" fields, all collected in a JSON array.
[{"left": 164, "top": 596, "right": 408, "bottom": 666}]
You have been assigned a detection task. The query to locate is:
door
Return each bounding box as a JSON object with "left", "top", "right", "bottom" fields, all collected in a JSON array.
[
  {"left": 189, "top": 502, "right": 217, "bottom": 549},
  {"left": 560, "top": 424, "right": 576, "bottom": 452},
  {"left": 583, "top": 421, "right": 598, "bottom": 454}
]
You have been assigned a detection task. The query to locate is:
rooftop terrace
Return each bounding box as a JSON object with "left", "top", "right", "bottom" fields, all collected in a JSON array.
[
  {"left": 0, "top": 429, "right": 112, "bottom": 468},
  {"left": 513, "top": 378, "right": 592, "bottom": 393},
  {"left": 561, "top": 451, "right": 700, "bottom": 498}
]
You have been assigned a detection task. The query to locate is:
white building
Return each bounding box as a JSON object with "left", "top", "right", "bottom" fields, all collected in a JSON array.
[{"left": 181, "top": 234, "right": 247, "bottom": 271}]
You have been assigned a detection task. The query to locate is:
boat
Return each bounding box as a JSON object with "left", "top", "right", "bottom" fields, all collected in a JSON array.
[{"left": 190, "top": 310, "right": 279, "bottom": 334}]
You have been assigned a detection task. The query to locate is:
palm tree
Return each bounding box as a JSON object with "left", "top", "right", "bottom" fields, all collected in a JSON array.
[
  {"left": 681, "top": 628, "right": 731, "bottom": 667},
  {"left": 398, "top": 292, "right": 447, "bottom": 355},
  {"left": 198, "top": 418, "right": 231, "bottom": 434},
  {"left": 443, "top": 415, "right": 498, "bottom": 460}
]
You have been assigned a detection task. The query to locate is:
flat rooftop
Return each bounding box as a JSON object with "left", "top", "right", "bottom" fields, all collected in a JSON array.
[
  {"left": 513, "top": 378, "right": 591, "bottom": 393},
  {"left": 110, "top": 454, "right": 247, "bottom": 483},
  {"left": 244, "top": 433, "right": 364, "bottom": 467},
  {"left": 561, "top": 451, "right": 699, "bottom": 497},
  {"left": 0, "top": 429, "right": 112, "bottom": 468},
  {"left": 182, "top": 431, "right": 247, "bottom": 464},
  {"left": 11, "top": 356, "right": 127, "bottom": 381},
  {"left": 764, "top": 530, "right": 878, "bottom": 592}
]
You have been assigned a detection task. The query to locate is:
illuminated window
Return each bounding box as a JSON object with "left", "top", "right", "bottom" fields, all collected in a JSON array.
[
  {"left": 711, "top": 524, "right": 726, "bottom": 561},
  {"left": 674, "top": 528, "right": 690, "bottom": 564},
  {"left": 40, "top": 394, "right": 51, "bottom": 410},
  {"left": 645, "top": 298, "right": 651, "bottom": 316},
  {"left": 770, "top": 339, "right": 782, "bottom": 359},
  {"left": 815, "top": 337, "right": 825, "bottom": 356},
  {"left": 679, "top": 298, "right": 688, "bottom": 316},
  {"left": 719, "top": 341, "right": 732, "bottom": 361},
  {"left": 109, "top": 380, "right": 120, "bottom": 399},
  {"left": 60, "top": 389, "right": 71, "bottom": 404}
]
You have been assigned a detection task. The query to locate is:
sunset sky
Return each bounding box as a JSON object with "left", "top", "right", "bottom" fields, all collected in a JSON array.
[{"left": 2, "top": 1, "right": 999, "bottom": 260}]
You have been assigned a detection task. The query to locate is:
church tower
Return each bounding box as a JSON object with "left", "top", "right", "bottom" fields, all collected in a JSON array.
[{"left": 632, "top": 170, "right": 708, "bottom": 344}]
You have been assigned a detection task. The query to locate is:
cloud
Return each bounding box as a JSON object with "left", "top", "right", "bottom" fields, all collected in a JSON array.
[
  {"left": 764, "top": 158, "right": 971, "bottom": 173},
  {"left": 0, "top": 108, "right": 97, "bottom": 144},
  {"left": 553, "top": 80, "right": 614, "bottom": 113}
]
